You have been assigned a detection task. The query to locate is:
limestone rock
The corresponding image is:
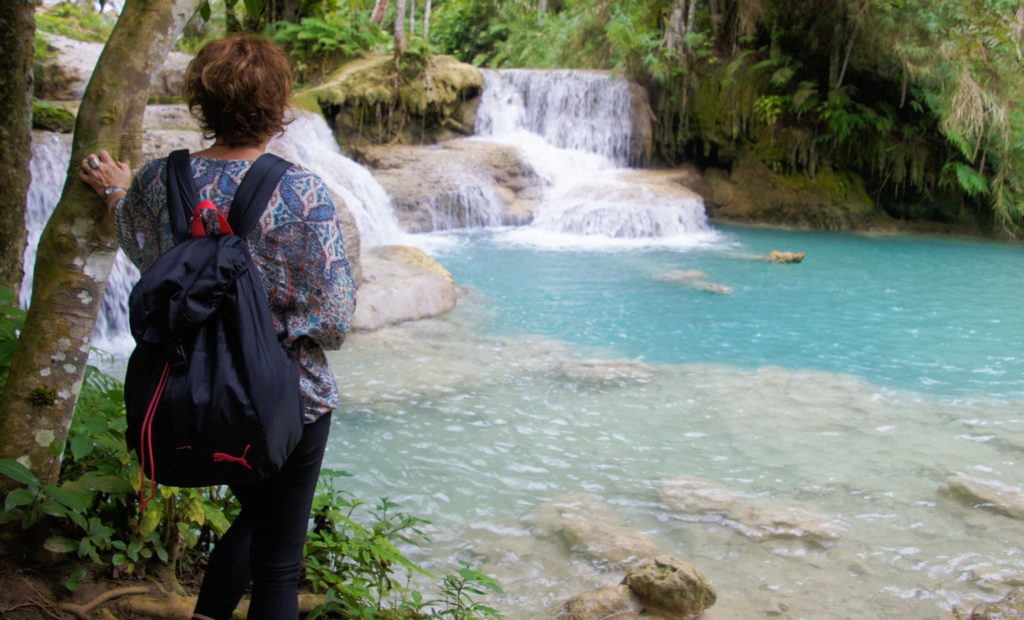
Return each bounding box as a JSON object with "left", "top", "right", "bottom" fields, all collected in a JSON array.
[
  {"left": 352, "top": 246, "right": 457, "bottom": 331},
  {"left": 660, "top": 476, "right": 844, "bottom": 543},
  {"left": 968, "top": 588, "right": 1024, "bottom": 619},
  {"left": 623, "top": 555, "right": 716, "bottom": 620},
  {"left": 40, "top": 33, "right": 191, "bottom": 100},
  {"left": 530, "top": 492, "right": 659, "bottom": 567},
  {"left": 762, "top": 251, "right": 805, "bottom": 263},
  {"left": 556, "top": 585, "right": 645, "bottom": 620},
  {"left": 358, "top": 141, "right": 542, "bottom": 232},
  {"left": 701, "top": 154, "right": 892, "bottom": 231},
  {"left": 307, "top": 54, "right": 484, "bottom": 146},
  {"left": 372, "top": 245, "right": 454, "bottom": 283},
  {"left": 558, "top": 359, "right": 658, "bottom": 384},
  {"left": 940, "top": 476, "right": 1024, "bottom": 519},
  {"left": 654, "top": 270, "right": 732, "bottom": 295}
]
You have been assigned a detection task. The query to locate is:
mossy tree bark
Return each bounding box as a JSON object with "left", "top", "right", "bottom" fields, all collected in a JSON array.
[
  {"left": 0, "top": 0, "right": 35, "bottom": 297},
  {"left": 0, "top": 0, "right": 203, "bottom": 489}
]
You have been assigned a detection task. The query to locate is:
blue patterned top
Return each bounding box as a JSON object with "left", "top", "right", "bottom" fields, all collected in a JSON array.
[{"left": 114, "top": 155, "right": 356, "bottom": 423}]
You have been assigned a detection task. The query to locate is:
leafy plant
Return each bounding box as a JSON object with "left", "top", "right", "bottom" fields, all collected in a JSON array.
[
  {"left": 304, "top": 471, "right": 432, "bottom": 617},
  {"left": 272, "top": 11, "right": 387, "bottom": 84}
]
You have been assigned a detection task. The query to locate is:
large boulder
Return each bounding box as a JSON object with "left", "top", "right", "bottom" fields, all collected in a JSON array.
[
  {"left": 530, "top": 492, "right": 659, "bottom": 568},
  {"left": 306, "top": 54, "right": 484, "bottom": 148},
  {"left": 356, "top": 141, "right": 542, "bottom": 232},
  {"left": 940, "top": 476, "right": 1024, "bottom": 520},
  {"left": 38, "top": 33, "right": 192, "bottom": 101},
  {"left": 352, "top": 246, "right": 458, "bottom": 331},
  {"left": 623, "top": 556, "right": 716, "bottom": 620},
  {"left": 660, "top": 476, "right": 845, "bottom": 544}
]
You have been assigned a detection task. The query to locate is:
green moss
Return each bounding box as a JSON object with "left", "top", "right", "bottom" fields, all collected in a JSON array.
[
  {"left": 33, "top": 102, "right": 76, "bottom": 133},
  {"left": 35, "top": 3, "right": 116, "bottom": 43},
  {"left": 305, "top": 54, "right": 484, "bottom": 146},
  {"left": 28, "top": 387, "right": 57, "bottom": 407}
]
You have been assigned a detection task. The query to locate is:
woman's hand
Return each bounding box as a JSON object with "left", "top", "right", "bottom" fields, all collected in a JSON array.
[{"left": 78, "top": 150, "right": 132, "bottom": 216}]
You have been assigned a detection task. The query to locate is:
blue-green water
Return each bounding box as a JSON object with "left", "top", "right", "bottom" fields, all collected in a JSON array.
[
  {"left": 434, "top": 225, "right": 1024, "bottom": 399},
  {"left": 327, "top": 225, "right": 1024, "bottom": 619}
]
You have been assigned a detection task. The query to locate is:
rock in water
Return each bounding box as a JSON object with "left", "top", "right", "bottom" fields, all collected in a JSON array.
[
  {"left": 967, "top": 588, "right": 1024, "bottom": 619},
  {"left": 940, "top": 476, "right": 1024, "bottom": 519},
  {"left": 530, "top": 492, "right": 659, "bottom": 567},
  {"left": 763, "top": 251, "right": 806, "bottom": 263},
  {"left": 660, "top": 476, "right": 845, "bottom": 543},
  {"left": 622, "top": 556, "right": 716, "bottom": 619},
  {"left": 556, "top": 585, "right": 645, "bottom": 620}
]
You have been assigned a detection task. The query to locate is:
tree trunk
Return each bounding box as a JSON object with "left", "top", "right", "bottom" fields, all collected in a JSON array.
[
  {"left": 423, "top": 0, "right": 431, "bottom": 40},
  {"left": 666, "top": 0, "right": 687, "bottom": 55},
  {"left": 0, "top": 0, "right": 203, "bottom": 489},
  {"left": 409, "top": 0, "right": 415, "bottom": 37},
  {"left": 686, "top": 0, "right": 698, "bottom": 34},
  {"left": 0, "top": 0, "right": 34, "bottom": 297},
  {"left": 370, "top": 0, "right": 388, "bottom": 26},
  {"left": 394, "top": 0, "right": 406, "bottom": 57}
]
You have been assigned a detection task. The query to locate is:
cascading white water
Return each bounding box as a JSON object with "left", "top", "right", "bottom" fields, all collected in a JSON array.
[
  {"left": 268, "top": 111, "right": 406, "bottom": 247},
  {"left": 25, "top": 110, "right": 405, "bottom": 346},
  {"left": 472, "top": 69, "right": 711, "bottom": 243},
  {"left": 476, "top": 69, "right": 635, "bottom": 166}
]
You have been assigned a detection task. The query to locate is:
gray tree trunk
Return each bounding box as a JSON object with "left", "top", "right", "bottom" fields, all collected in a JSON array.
[
  {"left": 423, "top": 0, "right": 431, "bottom": 40},
  {"left": 394, "top": 0, "right": 406, "bottom": 56},
  {"left": 409, "top": 0, "right": 415, "bottom": 37},
  {"left": 0, "top": 0, "right": 34, "bottom": 297},
  {"left": 0, "top": 0, "right": 203, "bottom": 488}
]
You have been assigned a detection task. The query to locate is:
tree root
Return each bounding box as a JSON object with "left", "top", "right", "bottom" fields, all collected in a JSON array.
[{"left": 60, "top": 585, "right": 150, "bottom": 619}]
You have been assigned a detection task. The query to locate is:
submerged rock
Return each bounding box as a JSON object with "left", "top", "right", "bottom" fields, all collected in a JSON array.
[
  {"left": 352, "top": 246, "right": 457, "bottom": 331},
  {"left": 624, "top": 556, "right": 716, "bottom": 620},
  {"left": 558, "top": 359, "right": 658, "bottom": 384},
  {"left": 966, "top": 588, "right": 1024, "bottom": 619},
  {"left": 940, "top": 476, "right": 1024, "bottom": 520},
  {"left": 660, "top": 476, "right": 845, "bottom": 543},
  {"left": 530, "top": 492, "right": 659, "bottom": 567},
  {"left": 654, "top": 269, "right": 733, "bottom": 295},
  {"left": 556, "top": 585, "right": 645, "bottom": 620}
]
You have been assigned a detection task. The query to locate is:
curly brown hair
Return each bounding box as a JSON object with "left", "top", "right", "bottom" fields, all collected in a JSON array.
[{"left": 184, "top": 35, "right": 293, "bottom": 147}]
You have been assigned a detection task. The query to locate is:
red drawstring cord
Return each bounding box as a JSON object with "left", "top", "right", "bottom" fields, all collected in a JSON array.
[{"left": 139, "top": 362, "right": 170, "bottom": 511}]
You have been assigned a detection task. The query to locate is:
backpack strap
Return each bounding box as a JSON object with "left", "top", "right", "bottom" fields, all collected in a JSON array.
[
  {"left": 165, "top": 150, "right": 293, "bottom": 240},
  {"left": 227, "top": 153, "right": 293, "bottom": 237},
  {"left": 166, "top": 149, "right": 197, "bottom": 243}
]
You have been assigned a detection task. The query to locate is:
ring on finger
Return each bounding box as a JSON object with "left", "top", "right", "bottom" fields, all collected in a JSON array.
[{"left": 88, "top": 156, "right": 100, "bottom": 170}]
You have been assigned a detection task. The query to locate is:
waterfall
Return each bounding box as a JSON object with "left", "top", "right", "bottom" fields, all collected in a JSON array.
[
  {"left": 25, "top": 110, "right": 404, "bottom": 348},
  {"left": 269, "top": 111, "right": 405, "bottom": 247},
  {"left": 471, "top": 69, "right": 711, "bottom": 243},
  {"left": 476, "top": 69, "right": 635, "bottom": 166}
]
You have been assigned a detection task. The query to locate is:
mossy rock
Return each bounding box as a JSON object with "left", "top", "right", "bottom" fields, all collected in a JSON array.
[
  {"left": 33, "top": 102, "right": 76, "bottom": 133},
  {"left": 704, "top": 150, "right": 894, "bottom": 231},
  {"left": 304, "top": 54, "right": 483, "bottom": 148}
]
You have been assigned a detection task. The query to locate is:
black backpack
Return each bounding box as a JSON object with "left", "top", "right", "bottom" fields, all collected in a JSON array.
[{"left": 124, "top": 149, "right": 302, "bottom": 502}]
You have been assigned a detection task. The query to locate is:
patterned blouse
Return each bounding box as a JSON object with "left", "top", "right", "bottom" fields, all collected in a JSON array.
[{"left": 114, "top": 155, "right": 356, "bottom": 423}]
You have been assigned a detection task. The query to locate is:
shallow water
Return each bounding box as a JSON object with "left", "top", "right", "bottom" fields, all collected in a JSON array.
[{"left": 325, "top": 226, "right": 1024, "bottom": 618}]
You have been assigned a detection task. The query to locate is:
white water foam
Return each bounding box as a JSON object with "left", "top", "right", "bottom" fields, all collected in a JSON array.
[{"left": 467, "top": 69, "right": 714, "bottom": 247}]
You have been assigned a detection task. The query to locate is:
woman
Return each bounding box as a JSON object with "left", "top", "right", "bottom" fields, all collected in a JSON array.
[{"left": 79, "top": 35, "right": 356, "bottom": 620}]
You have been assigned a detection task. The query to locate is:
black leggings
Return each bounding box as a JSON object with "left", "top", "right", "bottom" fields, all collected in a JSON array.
[{"left": 193, "top": 413, "right": 332, "bottom": 620}]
